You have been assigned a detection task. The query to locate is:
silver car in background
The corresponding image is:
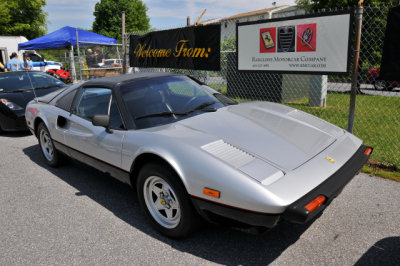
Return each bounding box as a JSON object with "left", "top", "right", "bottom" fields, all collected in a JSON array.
[{"left": 25, "top": 72, "right": 372, "bottom": 238}]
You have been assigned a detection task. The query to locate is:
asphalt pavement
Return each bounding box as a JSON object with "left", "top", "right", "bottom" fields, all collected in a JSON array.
[{"left": 1, "top": 132, "right": 399, "bottom": 265}]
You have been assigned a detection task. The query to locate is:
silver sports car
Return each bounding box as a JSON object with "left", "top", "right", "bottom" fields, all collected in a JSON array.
[{"left": 25, "top": 72, "right": 372, "bottom": 238}]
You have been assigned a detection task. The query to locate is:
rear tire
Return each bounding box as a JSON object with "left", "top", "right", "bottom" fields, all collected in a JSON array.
[
  {"left": 137, "top": 162, "right": 202, "bottom": 238},
  {"left": 37, "top": 122, "right": 65, "bottom": 167}
]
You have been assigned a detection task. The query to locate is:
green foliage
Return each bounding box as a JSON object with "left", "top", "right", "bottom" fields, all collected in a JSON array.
[
  {"left": 221, "top": 36, "right": 236, "bottom": 51},
  {"left": 40, "top": 49, "right": 68, "bottom": 61},
  {"left": 220, "top": 36, "right": 236, "bottom": 80},
  {"left": 0, "top": 0, "right": 47, "bottom": 39},
  {"left": 92, "top": 0, "right": 150, "bottom": 42}
]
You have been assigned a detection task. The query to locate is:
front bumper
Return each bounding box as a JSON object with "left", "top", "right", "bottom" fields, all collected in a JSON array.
[
  {"left": 0, "top": 110, "right": 27, "bottom": 132},
  {"left": 191, "top": 145, "right": 371, "bottom": 228}
]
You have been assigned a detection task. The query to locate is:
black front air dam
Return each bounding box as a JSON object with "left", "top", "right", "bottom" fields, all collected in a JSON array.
[
  {"left": 283, "top": 145, "right": 372, "bottom": 224},
  {"left": 190, "top": 145, "right": 371, "bottom": 229},
  {"left": 191, "top": 196, "right": 281, "bottom": 228}
]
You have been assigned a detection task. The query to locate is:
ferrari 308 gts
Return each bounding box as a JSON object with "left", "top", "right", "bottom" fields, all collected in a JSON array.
[{"left": 25, "top": 72, "right": 372, "bottom": 238}]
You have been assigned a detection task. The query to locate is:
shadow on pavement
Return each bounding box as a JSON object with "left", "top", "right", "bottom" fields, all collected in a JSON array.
[
  {"left": 23, "top": 144, "right": 313, "bottom": 265},
  {"left": 355, "top": 237, "right": 400, "bottom": 265}
]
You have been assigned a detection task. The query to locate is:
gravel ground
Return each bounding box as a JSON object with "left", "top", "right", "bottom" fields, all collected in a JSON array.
[{"left": 0, "top": 132, "right": 399, "bottom": 265}]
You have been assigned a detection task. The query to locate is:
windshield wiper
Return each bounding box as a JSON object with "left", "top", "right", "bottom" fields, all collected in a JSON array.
[
  {"left": 186, "top": 101, "right": 217, "bottom": 113},
  {"left": 135, "top": 111, "right": 187, "bottom": 120},
  {"left": 135, "top": 101, "right": 217, "bottom": 120}
]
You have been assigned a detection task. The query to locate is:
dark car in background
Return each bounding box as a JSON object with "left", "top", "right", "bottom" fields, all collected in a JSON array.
[
  {"left": 366, "top": 68, "right": 400, "bottom": 91},
  {"left": 0, "top": 71, "right": 66, "bottom": 132}
]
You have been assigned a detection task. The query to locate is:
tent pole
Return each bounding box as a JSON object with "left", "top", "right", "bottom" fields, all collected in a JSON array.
[
  {"left": 76, "top": 28, "right": 83, "bottom": 81},
  {"left": 70, "top": 46, "right": 77, "bottom": 82}
]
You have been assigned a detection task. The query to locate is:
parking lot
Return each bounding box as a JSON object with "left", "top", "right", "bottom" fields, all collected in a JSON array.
[{"left": 1, "top": 132, "right": 399, "bottom": 265}]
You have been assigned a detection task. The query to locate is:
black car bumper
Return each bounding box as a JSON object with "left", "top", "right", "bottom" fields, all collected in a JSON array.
[
  {"left": 0, "top": 110, "right": 27, "bottom": 132},
  {"left": 191, "top": 145, "right": 372, "bottom": 228}
]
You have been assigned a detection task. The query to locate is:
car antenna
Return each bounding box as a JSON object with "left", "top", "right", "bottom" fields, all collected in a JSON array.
[{"left": 26, "top": 71, "right": 38, "bottom": 102}]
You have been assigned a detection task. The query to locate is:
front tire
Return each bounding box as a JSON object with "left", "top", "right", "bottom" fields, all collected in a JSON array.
[
  {"left": 137, "top": 162, "right": 201, "bottom": 238},
  {"left": 37, "top": 122, "right": 65, "bottom": 167}
]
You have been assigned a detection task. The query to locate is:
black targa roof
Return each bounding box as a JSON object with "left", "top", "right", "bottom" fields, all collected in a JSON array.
[{"left": 82, "top": 72, "right": 183, "bottom": 89}]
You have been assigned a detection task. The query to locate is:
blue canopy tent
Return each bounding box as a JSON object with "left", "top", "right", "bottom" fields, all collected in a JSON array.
[
  {"left": 18, "top": 26, "right": 117, "bottom": 50},
  {"left": 18, "top": 26, "right": 117, "bottom": 81}
]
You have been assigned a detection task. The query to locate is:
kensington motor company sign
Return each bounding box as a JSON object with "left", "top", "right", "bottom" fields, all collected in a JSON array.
[
  {"left": 237, "top": 11, "right": 353, "bottom": 74},
  {"left": 129, "top": 25, "right": 220, "bottom": 71}
]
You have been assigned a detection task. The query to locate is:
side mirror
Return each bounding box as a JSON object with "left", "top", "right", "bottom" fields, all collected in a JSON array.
[{"left": 92, "top": 114, "right": 112, "bottom": 133}]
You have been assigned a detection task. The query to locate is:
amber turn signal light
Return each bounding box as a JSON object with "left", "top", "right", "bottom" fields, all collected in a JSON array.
[
  {"left": 304, "top": 195, "right": 326, "bottom": 212},
  {"left": 203, "top": 188, "right": 220, "bottom": 199},
  {"left": 364, "top": 147, "right": 373, "bottom": 156}
]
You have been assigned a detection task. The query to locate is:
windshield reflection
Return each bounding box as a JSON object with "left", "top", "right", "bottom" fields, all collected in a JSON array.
[{"left": 120, "top": 75, "right": 224, "bottom": 129}]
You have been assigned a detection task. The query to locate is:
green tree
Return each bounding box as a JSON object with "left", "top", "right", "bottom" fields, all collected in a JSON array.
[
  {"left": 92, "top": 0, "right": 150, "bottom": 42},
  {"left": 0, "top": 0, "right": 47, "bottom": 39},
  {"left": 221, "top": 36, "right": 236, "bottom": 51}
]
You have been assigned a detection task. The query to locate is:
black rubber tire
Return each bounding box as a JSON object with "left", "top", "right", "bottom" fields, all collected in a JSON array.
[
  {"left": 37, "top": 122, "right": 66, "bottom": 167},
  {"left": 137, "top": 162, "right": 202, "bottom": 238}
]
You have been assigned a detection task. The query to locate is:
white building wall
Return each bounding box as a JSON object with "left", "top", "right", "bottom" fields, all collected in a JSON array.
[{"left": 220, "top": 6, "right": 305, "bottom": 43}]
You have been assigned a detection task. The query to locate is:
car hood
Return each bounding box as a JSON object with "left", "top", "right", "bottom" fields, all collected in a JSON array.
[
  {"left": 0, "top": 87, "right": 63, "bottom": 109},
  {"left": 178, "top": 101, "right": 345, "bottom": 171}
]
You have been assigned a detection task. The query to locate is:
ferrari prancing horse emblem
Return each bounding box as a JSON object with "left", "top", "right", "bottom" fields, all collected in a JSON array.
[{"left": 326, "top": 156, "right": 335, "bottom": 163}]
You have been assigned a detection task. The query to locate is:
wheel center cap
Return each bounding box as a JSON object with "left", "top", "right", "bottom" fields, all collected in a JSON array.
[{"left": 160, "top": 198, "right": 166, "bottom": 205}]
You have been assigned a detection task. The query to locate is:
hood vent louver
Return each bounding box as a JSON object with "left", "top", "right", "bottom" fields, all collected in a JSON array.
[{"left": 202, "top": 140, "right": 255, "bottom": 168}]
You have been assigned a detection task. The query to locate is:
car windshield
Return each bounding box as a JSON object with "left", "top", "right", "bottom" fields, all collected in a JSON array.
[
  {"left": 0, "top": 72, "right": 64, "bottom": 93},
  {"left": 120, "top": 75, "right": 225, "bottom": 129}
]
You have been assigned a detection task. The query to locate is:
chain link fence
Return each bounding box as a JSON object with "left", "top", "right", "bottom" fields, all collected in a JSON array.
[
  {"left": 41, "top": 43, "right": 123, "bottom": 82},
  {"left": 75, "top": 43, "right": 123, "bottom": 81},
  {"left": 127, "top": 4, "right": 400, "bottom": 169}
]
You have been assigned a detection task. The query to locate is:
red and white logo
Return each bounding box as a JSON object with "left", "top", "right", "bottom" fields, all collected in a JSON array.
[{"left": 296, "top": 23, "right": 317, "bottom": 52}]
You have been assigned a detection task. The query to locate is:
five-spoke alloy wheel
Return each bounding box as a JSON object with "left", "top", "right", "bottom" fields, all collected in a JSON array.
[
  {"left": 137, "top": 162, "right": 202, "bottom": 238},
  {"left": 143, "top": 176, "right": 181, "bottom": 229},
  {"left": 37, "top": 122, "right": 64, "bottom": 167}
]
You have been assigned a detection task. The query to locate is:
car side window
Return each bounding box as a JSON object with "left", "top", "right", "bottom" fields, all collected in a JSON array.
[
  {"left": 29, "top": 72, "right": 64, "bottom": 88},
  {"left": 75, "top": 88, "right": 112, "bottom": 120},
  {"left": 55, "top": 88, "right": 78, "bottom": 111},
  {"left": 109, "top": 98, "right": 125, "bottom": 130},
  {"left": 74, "top": 87, "right": 125, "bottom": 129}
]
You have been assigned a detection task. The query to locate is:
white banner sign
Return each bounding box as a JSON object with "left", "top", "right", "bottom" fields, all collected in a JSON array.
[{"left": 237, "top": 12, "right": 352, "bottom": 74}]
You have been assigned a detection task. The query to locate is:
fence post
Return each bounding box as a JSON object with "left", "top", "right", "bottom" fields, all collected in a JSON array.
[
  {"left": 347, "top": 1, "right": 364, "bottom": 133},
  {"left": 75, "top": 28, "right": 83, "bottom": 81},
  {"left": 69, "top": 45, "right": 77, "bottom": 82},
  {"left": 122, "top": 11, "right": 127, "bottom": 74}
]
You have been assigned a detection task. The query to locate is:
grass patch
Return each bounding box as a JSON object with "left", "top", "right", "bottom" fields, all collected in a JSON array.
[
  {"left": 362, "top": 165, "right": 400, "bottom": 182},
  {"left": 209, "top": 83, "right": 227, "bottom": 94}
]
